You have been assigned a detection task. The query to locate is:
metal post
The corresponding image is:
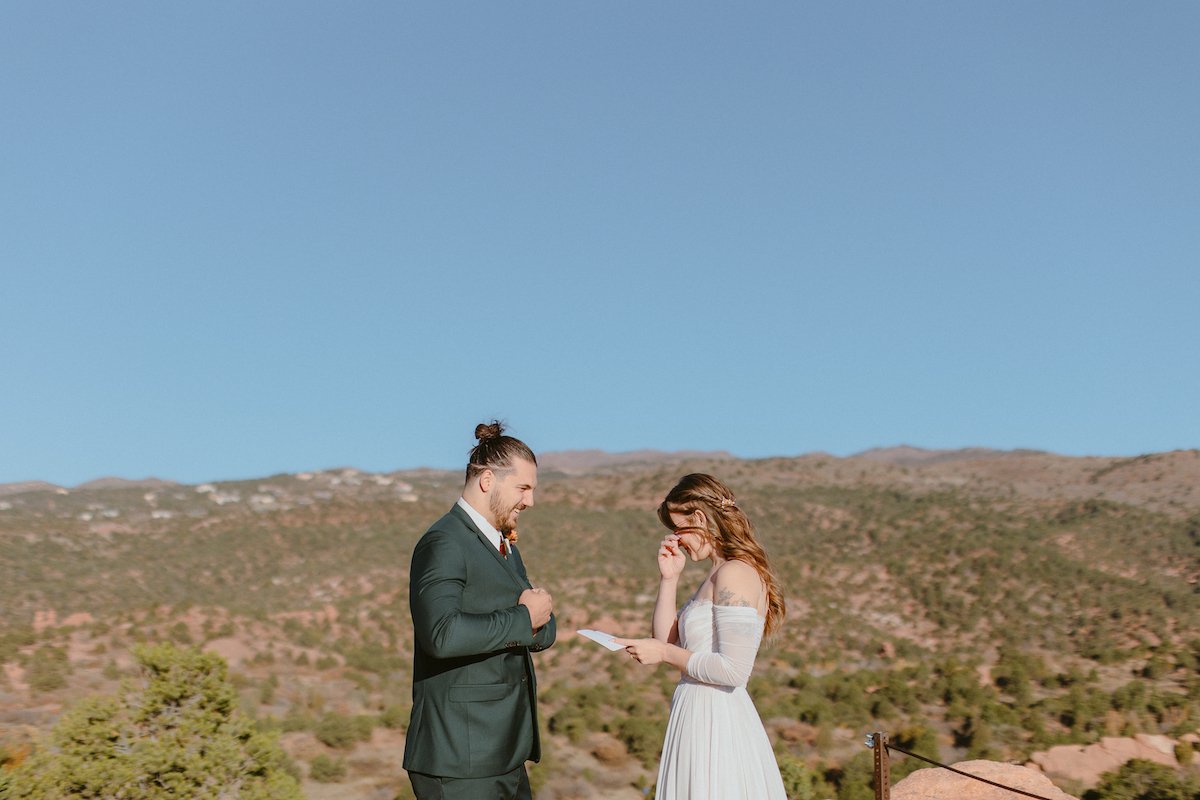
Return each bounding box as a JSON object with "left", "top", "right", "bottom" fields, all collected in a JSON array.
[{"left": 865, "top": 731, "right": 890, "bottom": 800}]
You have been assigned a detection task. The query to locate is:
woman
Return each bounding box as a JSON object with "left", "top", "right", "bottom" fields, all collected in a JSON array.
[{"left": 614, "top": 473, "right": 787, "bottom": 799}]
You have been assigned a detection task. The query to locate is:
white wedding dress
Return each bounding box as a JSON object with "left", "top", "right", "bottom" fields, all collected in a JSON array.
[{"left": 656, "top": 599, "right": 786, "bottom": 799}]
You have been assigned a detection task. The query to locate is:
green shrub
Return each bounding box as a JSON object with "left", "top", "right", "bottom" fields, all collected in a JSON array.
[
  {"left": 0, "top": 629, "right": 35, "bottom": 664},
  {"left": 308, "top": 754, "right": 347, "bottom": 783},
  {"left": 2, "top": 642, "right": 301, "bottom": 799},
  {"left": 379, "top": 704, "right": 410, "bottom": 731},
  {"left": 777, "top": 753, "right": 836, "bottom": 800},
  {"left": 833, "top": 749, "right": 877, "bottom": 800},
  {"left": 1084, "top": 758, "right": 1195, "bottom": 800},
  {"left": 23, "top": 647, "right": 68, "bottom": 693},
  {"left": 1173, "top": 739, "right": 1193, "bottom": 767},
  {"left": 614, "top": 715, "right": 665, "bottom": 770},
  {"left": 259, "top": 673, "right": 279, "bottom": 705},
  {"left": 341, "top": 641, "right": 404, "bottom": 675},
  {"left": 169, "top": 621, "right": 192, "bottom": 644},
  {"left": 313, "top": 712, "right": 374, "bottom": 749}
]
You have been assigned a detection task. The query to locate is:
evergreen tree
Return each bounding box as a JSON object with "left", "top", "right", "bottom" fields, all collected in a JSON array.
[{"left": 3, "top": 643, "right": 301, "bottom": 800}]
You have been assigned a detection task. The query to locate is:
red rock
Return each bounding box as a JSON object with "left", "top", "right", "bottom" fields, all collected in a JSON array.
[
  {"left": 892, "top": 759, "right": 1078, "bottom": 800},
  {"left": 1029, "top": 734, "right": 1180, "bottom": 787}
]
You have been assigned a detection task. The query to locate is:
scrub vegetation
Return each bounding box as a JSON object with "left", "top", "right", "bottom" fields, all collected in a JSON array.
[{"left": 1, "top": 449, "right": 1198, "bottom": 798}]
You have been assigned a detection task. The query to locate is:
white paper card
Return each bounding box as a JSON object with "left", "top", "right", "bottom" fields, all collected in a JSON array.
[{"left": 576, "top": 629, "right": 625, "bottom": 651}]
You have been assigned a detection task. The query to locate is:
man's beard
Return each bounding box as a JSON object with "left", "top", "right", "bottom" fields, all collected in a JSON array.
[{"left": 489, "top": 492, "right": 519, "bottom": 534}]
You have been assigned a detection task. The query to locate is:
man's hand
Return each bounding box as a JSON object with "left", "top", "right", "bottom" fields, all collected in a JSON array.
[{"left": 519, "top": 587, "right": 553, "bottom": 630}]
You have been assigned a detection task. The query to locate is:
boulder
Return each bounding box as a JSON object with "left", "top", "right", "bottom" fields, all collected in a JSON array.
[
  {"left": 1029, "top": 735, "right": 1180, "bottom": 786},
  {"left": 892, "top": 759, "right": 1078, "bottom": 800}
]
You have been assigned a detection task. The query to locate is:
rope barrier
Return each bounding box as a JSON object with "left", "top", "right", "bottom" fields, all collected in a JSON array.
[{"left": 882, "top": 740, "right": 1059, "bottom": 800}]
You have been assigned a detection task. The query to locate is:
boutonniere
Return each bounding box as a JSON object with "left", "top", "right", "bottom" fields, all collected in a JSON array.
[{"left": 505, "top": 530, "right": 519, "bottom": 545}]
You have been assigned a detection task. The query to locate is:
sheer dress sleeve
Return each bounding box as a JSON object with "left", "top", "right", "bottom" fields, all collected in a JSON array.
[{"left": 684, "top": 605, "right": 765, "bottom": 688}]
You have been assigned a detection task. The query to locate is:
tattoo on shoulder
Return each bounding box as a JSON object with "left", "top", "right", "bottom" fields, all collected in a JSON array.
[{"left": 716, "top": 588, "right": 753, "bottom": 608}]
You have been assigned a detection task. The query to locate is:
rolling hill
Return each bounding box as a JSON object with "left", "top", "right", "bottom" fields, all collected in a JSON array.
[{"left": 1, "top": 448, "right": 1198, "bottom": 799}]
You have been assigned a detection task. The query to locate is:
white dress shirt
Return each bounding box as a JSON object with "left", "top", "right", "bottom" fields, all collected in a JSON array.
[{"left": 456, "top": 496, "right": 507, "bottom": 554}]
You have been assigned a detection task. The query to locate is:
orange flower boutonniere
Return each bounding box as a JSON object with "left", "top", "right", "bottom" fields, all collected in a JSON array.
[{"left": 505, "top": 530, "right": 519, "bottom": 546}]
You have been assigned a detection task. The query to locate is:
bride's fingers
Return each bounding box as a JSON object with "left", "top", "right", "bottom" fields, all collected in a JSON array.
[{"left": 610, "top": 639, "right": 643, "bottom": 662}]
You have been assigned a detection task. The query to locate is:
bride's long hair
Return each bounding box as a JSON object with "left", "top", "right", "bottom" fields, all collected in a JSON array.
[{"left": 657, "top": 473, "right": 786, "bottom": 637}]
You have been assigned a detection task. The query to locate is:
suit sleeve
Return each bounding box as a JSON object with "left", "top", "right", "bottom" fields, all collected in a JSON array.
[
  {"left": 530, "top": 609, "right": 556, "bottom": 652},
  {"left": 410, "top": 531, "right": 537, "bottom": 659}
]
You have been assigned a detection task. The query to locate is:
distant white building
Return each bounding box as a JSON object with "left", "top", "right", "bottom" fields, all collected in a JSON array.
[{"left": 195, "top": 484, "right": 216, "bottom": 494}]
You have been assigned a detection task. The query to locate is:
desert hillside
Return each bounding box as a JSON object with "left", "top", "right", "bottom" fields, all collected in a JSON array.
[{"left": 2, "top": 448, "right": 1199, "bottom": 799}]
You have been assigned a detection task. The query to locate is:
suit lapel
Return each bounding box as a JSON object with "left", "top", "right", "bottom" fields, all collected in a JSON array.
[
  {"left": 495, "top": 538, "right": 532, "bottom": 589},
  {"left": 449, "top": 504, "right": 531, "bottom": 591},
  {"left": 507, "top": 544, "right": 532, "bottom": 586}
]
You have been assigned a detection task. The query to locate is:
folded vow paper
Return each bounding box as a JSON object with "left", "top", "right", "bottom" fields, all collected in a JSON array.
[{"left": 576, "top": 629, "right": 625, "bottom": 651}]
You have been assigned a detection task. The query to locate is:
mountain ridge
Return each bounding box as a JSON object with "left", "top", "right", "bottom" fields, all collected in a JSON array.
[
  {"left": 7, "top": 444, "right": 1185, "bottom": 494},
  {"left": 852, "top": 444, "right": 1049, "bottom": 465}
]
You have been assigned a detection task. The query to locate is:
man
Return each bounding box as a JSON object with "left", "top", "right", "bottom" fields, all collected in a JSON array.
[{"left": 404, "top": 421, "right": 556, "bottom": 800}]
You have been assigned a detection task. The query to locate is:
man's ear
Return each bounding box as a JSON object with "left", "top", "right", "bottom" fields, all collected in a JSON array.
[{"left": 478, "top": 468, "right": 494, "bottom": 493}]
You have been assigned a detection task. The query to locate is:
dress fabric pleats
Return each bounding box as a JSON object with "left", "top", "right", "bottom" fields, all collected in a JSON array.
[{"left": 655, "top": 600, "right": 787, "bottom": 800}]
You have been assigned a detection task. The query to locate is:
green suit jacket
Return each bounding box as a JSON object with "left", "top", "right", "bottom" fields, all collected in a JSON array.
[{"left": 403, "top": 503, "right": 556, "bottom": 778}]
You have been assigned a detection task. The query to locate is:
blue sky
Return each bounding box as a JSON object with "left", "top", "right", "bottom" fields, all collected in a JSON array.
[{"left": 3, "top": 2, "right": 1197, "bottom": 486}]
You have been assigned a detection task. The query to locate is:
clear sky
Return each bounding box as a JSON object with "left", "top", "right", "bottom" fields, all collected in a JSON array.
[{"left": 3, "top": 2, "right": 1197, "bottom": 486}]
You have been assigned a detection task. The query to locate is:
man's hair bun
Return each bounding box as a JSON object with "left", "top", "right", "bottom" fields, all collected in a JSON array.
[
  {"left": 475, "top": 421, "right": 505, "bottom": 442},
  {"left": 465, "top": 420, "right": 535, "bottom": 482}
]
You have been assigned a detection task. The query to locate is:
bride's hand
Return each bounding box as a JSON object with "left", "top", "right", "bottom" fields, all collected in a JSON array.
[
  {"left": 612, "top": 637, "right": 666, "bottom": 666},
  {"left": 657, "top": 534, "right": 686, "bottom": 580}
]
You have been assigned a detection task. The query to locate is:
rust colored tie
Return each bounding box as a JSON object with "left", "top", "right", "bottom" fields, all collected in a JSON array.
[{"left": 499, "top": 539, "right": 508, "bottom": 558}]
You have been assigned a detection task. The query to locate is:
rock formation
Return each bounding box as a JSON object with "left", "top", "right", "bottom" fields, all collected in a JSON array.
[
  {"left": 1028, "top": 734, "right": 1184, "bottom": 787},
  {"left": 892, "top": 759, "right": 1078, "bottom": 800}
]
